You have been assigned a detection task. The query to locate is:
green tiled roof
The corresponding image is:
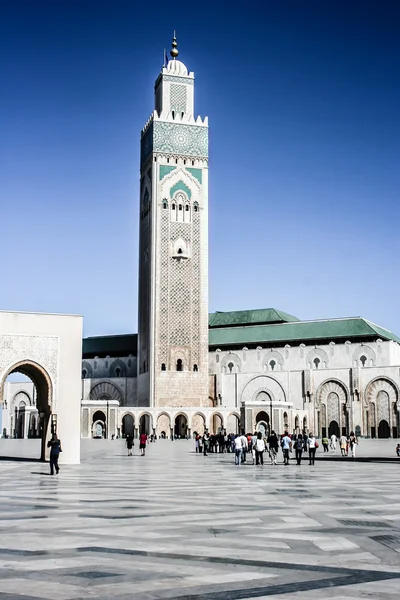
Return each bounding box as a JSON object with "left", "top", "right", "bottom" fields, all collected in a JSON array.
[
  {"left": 208, "top": 317, "right": 400, "bottom": 347},
  {"left": 83, "top": 334, "right": 137, "bottom": 358},
  {"left": 209, "top": 308, "right": 300, "bottom": 328}
]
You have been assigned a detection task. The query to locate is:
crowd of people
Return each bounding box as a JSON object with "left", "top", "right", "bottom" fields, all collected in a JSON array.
[{"left": 195, "top": 430, "right": 360, "bottom": 465}]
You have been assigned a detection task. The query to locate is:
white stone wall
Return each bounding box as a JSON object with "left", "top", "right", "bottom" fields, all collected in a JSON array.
[
  {"left": 0, "top": 311, "right": 82, "bottom": 463},
  {"left": 212, "top": 339, "right": 400, "bottom": 437}
]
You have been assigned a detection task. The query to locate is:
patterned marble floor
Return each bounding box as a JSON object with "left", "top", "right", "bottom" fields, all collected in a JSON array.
[{"left": 0, "top": 439, "right": 400, "bottom": 599}]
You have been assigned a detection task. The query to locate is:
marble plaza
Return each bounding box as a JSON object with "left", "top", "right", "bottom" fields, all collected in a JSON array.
[{"left": 0, "top": 440, "right": 400, "bottom": 599}]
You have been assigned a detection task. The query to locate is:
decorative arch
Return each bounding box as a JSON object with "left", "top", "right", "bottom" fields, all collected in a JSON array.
[
  {"left": 1, "top": 360, "right": 53, "bottom": 460},
  {"left": 240, "top": 376, "right": 286, "bottom": 404},
  {"left": 317, "top": 379, "right": 348, "bottom": 437},
  {"left": 365, "top": 378, "right": 398, "bottom": 436},
  {"left": 89, "top": 381, "right": 122, "bottom": 401},
  {"left": 262, "top": 350, "right": 284, "bottom": 372},
  {"left": 210, "top": 411, "right": 224, "bottom": 433},
  {"left": 255, "top": 390, "right": 274, "bottom": 403},
  {"left": 316, "top": 379, "right": 350, "bottom": 406},
  {"left": 306, "top": 348, "right": 329, "bottom": 369},
  {"left": 81, "top": 361, "right": 93, "bottom": 379},
  {"left": 11, "top": 390, "right": 32, "bottom": 407},
  {"left": 352, "top": 345, "right": 376, "bottom": 367},
  {"left": 109, "top": 359, "right": 127, "bottom": 378},
  {"left": 220, "top": 353, "right": 242, "bottom": 374},
  {"left": 365, "top": 377, "right": 399, "bottom": 407}
]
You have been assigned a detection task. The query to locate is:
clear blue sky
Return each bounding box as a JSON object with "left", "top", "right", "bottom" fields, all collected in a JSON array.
[{"left": 1, "top": 1, "right": 399, "bottom": 337}]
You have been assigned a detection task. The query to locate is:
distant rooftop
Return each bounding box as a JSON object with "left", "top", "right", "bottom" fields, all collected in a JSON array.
[
  {"left": 83, "top": 334, "right": 137, "bottom": 358},
  {"left": 209, "top": 317, "right": 400, "bottom": 348},
  {"left": 209, "top": 308, "right": 300, "bottom": 328}
]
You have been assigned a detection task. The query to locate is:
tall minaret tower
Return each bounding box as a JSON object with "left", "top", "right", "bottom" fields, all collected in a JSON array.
[{"left": 137, "top": 36, "right": 209, "bottom": 410}]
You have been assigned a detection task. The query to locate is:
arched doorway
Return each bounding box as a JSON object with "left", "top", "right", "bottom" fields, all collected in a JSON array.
[
  {"left": 174, "top": 414, "right": 188, "bottom": 438},
  {"left": 303, "top": 416, "right": 308, "bottom": 434},
  {"left": 328, "top": 420, "right": 340, "bottom": 438},
  {"left": 121, "top": 414, "right": 134, "bottom": 438},
  {"left": 256, "top": 410, "right": 270, "bottom": 437},
  {"left": 192, "top": 413, "right": 206, "bottom": 436},
  {"left": 1, "top": 361, "right": 52, "bottom": 461},
  {"left": 139, "top": 413, "right": 151, "bottom": 435},
  {"left": 156, "top": 413, "right": 171, "bottom": 437},
  {"left": 210, "top": 413, "right": 223, "bottom": 434},
  {"left": 226, "top": 413, "right": 240, "bottom": 434},
  {"left": 92, "top": 410, "right": 106, "bottom": 438},
  {"left": 378, "top": 420, "right": 390, "bottom": 438}
]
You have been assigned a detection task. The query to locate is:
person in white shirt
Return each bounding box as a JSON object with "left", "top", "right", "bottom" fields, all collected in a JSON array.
[
  {"left": 240, "top": 432, "right": 248, "bottom": 464},
  {"left": 255, "top": 432, "right": 265, "bottom": 465},
  {"left": 281, "top": 431, "right": 292, "bottom": 466},
  {"left": 251, "top": 432, "right": 257, "bottom": 465},
  {"left": 330, "top": 433, "right": 337, "bottom": 452},
  {"left": 308, "top": 433, "right": 317, "bottom": 465},
  {"left": 234, "top": 434, "right": 243, "bottom": 466}
]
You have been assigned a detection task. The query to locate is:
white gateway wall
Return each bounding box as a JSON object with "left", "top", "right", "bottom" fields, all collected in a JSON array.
[{"left": 0, "top": 311, "right": 83, "bottom": 464}]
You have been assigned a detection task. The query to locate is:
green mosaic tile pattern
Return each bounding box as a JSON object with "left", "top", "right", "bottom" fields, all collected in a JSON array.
[
  {"left": 153, "top": 122, "right": 208, "bottom": 158},
  {"left": 159, "top": 165, "right": 176, "bottom": 180},
  {"left": 186, "top": 167, "right": 202, "bottom": 184}
]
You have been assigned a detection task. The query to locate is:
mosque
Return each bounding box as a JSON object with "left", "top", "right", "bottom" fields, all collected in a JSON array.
[{"left": 2, "top": 38, "right": 400, "bottom": 446}]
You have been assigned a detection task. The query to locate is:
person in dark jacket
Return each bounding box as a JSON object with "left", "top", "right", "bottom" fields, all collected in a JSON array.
[{"left": 47, "top": 433, "right": 62, "bottom": 475}]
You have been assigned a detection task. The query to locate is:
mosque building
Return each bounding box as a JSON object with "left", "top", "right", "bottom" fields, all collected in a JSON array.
[{"left": 3, "top": 38, "right": 400, "bottom": 442}]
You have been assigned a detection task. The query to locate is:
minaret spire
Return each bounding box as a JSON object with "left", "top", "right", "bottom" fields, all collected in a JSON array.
[{"left": 170, "top": 32, "right": 178, "bottom": 59}]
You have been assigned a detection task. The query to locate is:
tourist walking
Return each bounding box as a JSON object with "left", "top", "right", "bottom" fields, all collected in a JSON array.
[
  {"left": 47, "top": 432, "right": 62, "bottom": 475},
  {"left": 349, "top": 431, "right": 358, "bottom": 457},
  {"left": 330, "top": 433, "right": 337, "bottom": 452},
  {"left": 322, "top": 436, "right": 329, "bottom": 452},
  {"left": 281, "top": 431, "right": 292, "bottom": 465},
  {"left": 255, "top": 432, "right": 265, "bottom": 465},
  {"left": 240, "top": 431, "right": 248, "bottom": 463},
  {"left": 294, "top": 434, "right": 305, "bottom": 465},
  {"left": 267, "top": 431, "right": 279, "bottom": 465},
  {"left": 126, "top": 433, "right": 134, "bottom": 456},
  {"left": 308, "top": 432, "right": 317, "bottom": 465},
  {"left": 234, "top": 434, "right": 243, "bottom": 465},
  {"left": 340, "top": 434, "right": 347, "bottom": 456},
  {"left": 139, "top": 432, "right": 148, "bottom": 456}
]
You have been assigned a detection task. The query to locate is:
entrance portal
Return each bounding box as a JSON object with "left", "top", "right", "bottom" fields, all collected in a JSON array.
[
  {"left": 328, "top": 420, "right": 340, "bottom": 438},
  {"left": 92, "top": 410, "right": 106, "bottom": 438},
  {"left": 256, "top": 411, "right": 270, "bottom": 437},
  {"left": 174, "top": 414, "right": 188, "bottom": 438},
  {"left": 121, "top": 414, "right": 134, "bottom": 437},
  {"left": 378, "top": 419, "right": 390, "bottom": 438},
  {"left": 1, "top": 361, "right": 52, "bottom": 460}
]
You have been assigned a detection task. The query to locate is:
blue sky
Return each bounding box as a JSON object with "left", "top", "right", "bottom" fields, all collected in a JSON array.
[{"left": 1, "top": 1, "right": 399, "bottom": 337}]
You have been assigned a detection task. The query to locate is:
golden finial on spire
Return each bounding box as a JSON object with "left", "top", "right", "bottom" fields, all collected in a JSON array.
[{"left": 170, "top": 32, "right": 178, "bottom": 59}]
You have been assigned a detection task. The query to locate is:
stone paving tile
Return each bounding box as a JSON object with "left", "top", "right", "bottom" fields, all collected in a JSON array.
[{"left": 1, "top": 439, "right": 400, "bottom": 599}]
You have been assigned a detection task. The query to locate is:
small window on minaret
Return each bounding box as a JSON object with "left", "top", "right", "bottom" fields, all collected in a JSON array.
[
  {"left": 177, "top": 248, "right": 183, "bottom": 255},
  {"left": 163, "top": 201, "right": 167, "bottom": 209},
  {"left": 193, "top": 364, "right": 198, "bottom": 372},
  {"left": 172, "top": 110, "right": 175, "bottom": 118},
  {"left": 178, "top": 204, "right": 182, "bottom": 211},
  {"left": 194, "top": 205, "right": 199, "bottom": 212},
  {"left": 161, "top": 363, "right": 166, "bottom": 371},
  {"left": 185, "top": 205, "right": 189, "bottom": 211},
  {"left": 176, "top": 359, "right": 183, "bottom": 372},
  {"left": 172, "top": 204, "right": 175, "bottom": 210}
]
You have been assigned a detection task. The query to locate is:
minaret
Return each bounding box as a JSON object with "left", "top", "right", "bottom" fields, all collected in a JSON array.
[{"left": 137, "top": 36, "right": 209, "bottom": 410}]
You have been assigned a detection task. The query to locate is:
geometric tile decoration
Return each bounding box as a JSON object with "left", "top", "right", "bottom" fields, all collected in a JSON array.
[{"left": 1, "top": 440, "right": 400, "bottom": 599}]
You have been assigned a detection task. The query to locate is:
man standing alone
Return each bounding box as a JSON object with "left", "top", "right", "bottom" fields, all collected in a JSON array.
[{"left": 47, "top": 433, "right": 62, "bottom": 475}]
